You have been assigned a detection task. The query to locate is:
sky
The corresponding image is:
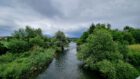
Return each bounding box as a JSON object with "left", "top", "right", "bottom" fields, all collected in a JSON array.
[{"left": 0, "top": 0, "right": 140, "bottom": 37}]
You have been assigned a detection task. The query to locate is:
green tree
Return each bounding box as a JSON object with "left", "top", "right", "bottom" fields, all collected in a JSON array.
[
  {"left": 77, "top": 29, "right": 123, "bottom": 68},
  {"left": 123, "top": 32, "right": 135, "bottom": 44},
  {"left": 55, "top": 31, "right": 68, "bottom": 51},
  {"left": 131, "top": 29, "right": 140, "bottom": 43},
  {"left": 29, "top": 36, "right": 44, "bottom": 47},
  {"left": 88, "top": 23, "right": 96, "bottom": 34},
  {"left": 0, "top": 42, "right": 8, "bottom": 55},
  {"left": 12, "top": 26, "right": 43, "bottom": 40},
  {"left": 7, "top": 39, "right": 29, "bottom": 53}
]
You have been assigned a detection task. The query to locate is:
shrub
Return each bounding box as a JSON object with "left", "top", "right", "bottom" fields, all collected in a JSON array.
[
  {"left": 95, "top": 60, "right": 139, "bottom": 79},
  {"left": 29, "top": 36, "right": 44, "bottom": 47},
  {"left": 77, "top": 29, "right": 139, "bottom": 79},
  {"left": 77, "top": 29, "right": 123, "bottom": 66},
  {"left": 7, "top": 39, "right": 29, "bottom": 53},
  {"left": 77, "top": 43, "right": 90, "bottom": 61},
  {"left": 0, "top": 42, "right": 8, "bottom": 55},
  {"left": 127, "top": 44, "right": 140, "bottom": 66},
  {"left": 115, "top": 60, "right": 139, "bottom": 79},
  {"left": 87, "top": 29, "right": 122, "bottom": 61},
  {"left": 95, "top": 60, "right": 116, "bottom": 79},
  {"left": 0, "top": 53, "right": 17, "bottom": 63},
  {"left": 0, "top": 47, "right": 55, "bottom": 79}
]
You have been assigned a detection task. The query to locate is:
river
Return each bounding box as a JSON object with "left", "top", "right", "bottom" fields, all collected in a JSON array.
[{"left": 37, "top": 42, "right": 100, "bottom": 79}]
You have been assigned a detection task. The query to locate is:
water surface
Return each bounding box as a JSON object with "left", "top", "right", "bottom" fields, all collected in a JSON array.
[{"left": 37, "top": 42, "right": 100, "bottom": 79}]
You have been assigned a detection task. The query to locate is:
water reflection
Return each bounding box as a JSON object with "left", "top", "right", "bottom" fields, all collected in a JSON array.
[{"left": 37, "top": 42, "right": 100, "bottom": 79}]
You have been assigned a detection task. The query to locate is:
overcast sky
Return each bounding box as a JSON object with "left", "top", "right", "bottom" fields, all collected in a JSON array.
[{"left": 0, "top": 0, "right": 140, "bottom": 37}]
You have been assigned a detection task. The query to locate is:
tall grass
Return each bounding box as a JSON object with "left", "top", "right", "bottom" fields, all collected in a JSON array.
[
  {"left": 0, "top": 47, "right": 55, "bottom": 79},
  {"left": 128, "top": 44, "right": 140, "bottom": 52},
  {"left": 128, "top": 44, "right": 140, "bottom": 67}
]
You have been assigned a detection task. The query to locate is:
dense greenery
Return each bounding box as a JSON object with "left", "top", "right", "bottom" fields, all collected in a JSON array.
[
  {"left": 0, "top": 42, "right": 7, "bottom": 55},
  {"left": 77, "top": 24, "right": 140, "bottom": 79},
  {"left": 0, "top": 47, "right": 55, "bottom": 79},
  {"left": 128, "top": 44, "right": 140, "bottom": 66},
  {"left": 77, "top": 24, "right": 140, "bottom": 45},
  {"left": 54, "top": 31, "right": 69, "bottom": 51},
  {"left": 0, "top": 26, "right": 68, "bottom": 79}
]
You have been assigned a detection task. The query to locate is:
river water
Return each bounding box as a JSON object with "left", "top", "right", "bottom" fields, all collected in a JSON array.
[{"left": 37, "top": 42, "right": 100, "bottom": 79}]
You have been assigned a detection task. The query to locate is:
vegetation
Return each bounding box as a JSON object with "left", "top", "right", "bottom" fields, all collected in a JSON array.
[
  {"left": 127, "top": 44, "right": 140, "bottom": 66},
  {"left": 0, "top": 42, "right": 8, "bottom": 55},
  {"left": 77, "top": 23, "right": 140, "bottom": 79},
  {"left": 54, "top": 31, "right": 69, "bottom": 52},
  {"left": 0, "top": 26, "right": 68, "bottom": 79},
  {"left": 0, "top": 47, "right": 55, "bottom": 79},
  {"left": 0, "top": 23, "right": 139, "bottom": 79}
]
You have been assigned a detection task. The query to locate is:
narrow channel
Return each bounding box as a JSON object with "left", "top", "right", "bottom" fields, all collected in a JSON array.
[{"left": 37, "top": 42, "right": 100, "bottom": 79}]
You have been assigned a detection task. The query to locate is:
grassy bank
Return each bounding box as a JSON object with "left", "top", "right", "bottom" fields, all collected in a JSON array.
[
  {"left": 128, "top": 44, "right": 140, "bottom": 70},
  {"left": 0, "top": 47, "right": 55, "bottom": 79}
]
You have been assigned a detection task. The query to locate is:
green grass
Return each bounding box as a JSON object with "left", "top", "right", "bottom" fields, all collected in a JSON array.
[
  {"left": 128, "top": 44, "right": 140, "bottom": 52},
  {"left": 127, "top": 44, "right": 140, "bottom": 70},
  {"left": 0, "top": 47, "right": 55, "bottom": 79},
  {"left": 128, "top": 44, "right": 140, "bottom": 57}
]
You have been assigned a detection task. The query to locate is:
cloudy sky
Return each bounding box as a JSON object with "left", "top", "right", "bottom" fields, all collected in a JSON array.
[{"left": 0, "top": 0, "right": 140, "bottom": 37}]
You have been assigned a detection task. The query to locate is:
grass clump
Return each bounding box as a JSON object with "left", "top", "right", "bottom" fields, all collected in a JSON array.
[{"left": 0, "top": 47, "right": 55, "bottom": 79}]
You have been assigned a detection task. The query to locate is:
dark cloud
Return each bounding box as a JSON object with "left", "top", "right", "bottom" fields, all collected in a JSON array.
[
  {"left": 0, "top": 0, "right": 140, "bottom": 37},
  {"left": 20, "top": 0, "right": 61, "bottom": 18}
]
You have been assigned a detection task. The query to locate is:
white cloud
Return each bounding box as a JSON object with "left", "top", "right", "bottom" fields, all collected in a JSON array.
[{"left": 0, "top": 0, "right": 140, "bottom": 37}]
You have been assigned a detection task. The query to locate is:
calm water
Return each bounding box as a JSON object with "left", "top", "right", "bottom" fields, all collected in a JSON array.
[{"left": 37, "top": 42, "right": 100, "bottom": 79}]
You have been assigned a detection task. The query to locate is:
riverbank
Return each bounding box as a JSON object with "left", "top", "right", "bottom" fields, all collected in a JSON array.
[
  {"left": 37, "top": 42, "right": 101, "bottom": 79},
  {"left": 0, "top": 47, "right": 55, "bottom": 79}
]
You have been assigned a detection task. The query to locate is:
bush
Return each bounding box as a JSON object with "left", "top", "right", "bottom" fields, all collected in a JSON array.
[
  {"left": 95, "top": 60, "right": 116, "bottom": 79},
  {"left": 29, "top": 36, "right": 44, "bottom": 47},
  {"left": 0, "top": 53, "right": 18, "bottom": 63},
  {"left": 77, "top": 43, "right": 90, "bottom": 61},
  {"left": 0, "top": 47, "right": 55, "bottom": 79},
  {"left": 115, "top": 60, "right": 139, "bottom": 79},
  {"left": 77, "top": 29, "right": 139, "bottom": 79},
  {"left": 127, "top": 44, "right": 140, "bottom": 66},
  {"left": 0, "top": 42, "right": 8, "bottom": 55},
  {"left": 87, "top": 29, "right": 122, "bottom": 61},
  {"left": 7, "top": 39, "right": 29, "bottom": 53},
  {"left": 95, "top": 60, "right": 139, "bottom": 79},
  {"left": 77, "top": 29, "right": 123, "bottom": 67}
]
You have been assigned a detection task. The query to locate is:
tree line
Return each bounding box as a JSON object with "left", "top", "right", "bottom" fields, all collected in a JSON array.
[
  {"left": 0, "top": 26, "right": 68, "bottom": 79},
  {"left": 77, "top": 23, "right": 140, "bottom": 79}
]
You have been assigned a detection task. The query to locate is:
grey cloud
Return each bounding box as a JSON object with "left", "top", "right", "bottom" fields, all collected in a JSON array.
[
  {"left": 20, "top": 0, "right": 62, "bottom": 19},
  {"left": 0, "top": 0, "right": 140, "bottom": 37}
]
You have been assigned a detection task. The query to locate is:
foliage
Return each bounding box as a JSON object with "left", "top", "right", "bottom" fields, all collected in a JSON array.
[
  {"left": 0, "top": 47, "right": 55, "bottom": 79},
  {"left": 123, "top": 32, "right": 135, "bottom": 44},
  {"left": 115, "top": 60, "right": 139, "bottom": 79},
  {"left": 88, "top": 23, "right": 96, "bottom": 34},
  {"left": 7, "top": 26, "right": 49, "bottom": 53},
  {"left": 95, "top": 60, "right": 139, "bottom": 79},
  {"left": 0, "top": 26, "right": 68, "bottom": 78},
  {"left": 0, "top": 42, "right": 8, "bottom": 55},
  {"left": 127, "top": 44, "right": 140, "bottom": 66},
  {"left": 7, "top": 39, "right": 29, "bottom": 53},
  {"left": 111, "top": 30, "right": 124, "bottom": 43},
  {"left": 12, "top": 26, "right": 43, "bottom": 40},
  {"left": 95, "top": 60, "right": 116, "bottom": 79},
  {"left": 77, "top": 29, "right": 123, "bottom": 67},
  {"left": 29, "top": 36, "right": 44, "bottom": 47},
  {"left": 55, "top": 31, "right": 68, "bottom": 51},
  {"left": 77, "top": 28, "right": 139, "bottom": 79},
  {"left": 77, "top": 23, "right": 110, "bottom": 45},
  {"left": 131, "top": 29, "right": 140, "bottom": 43},
  {"left": 0, "top": 53, "right": 18, "bottom": 64}
]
